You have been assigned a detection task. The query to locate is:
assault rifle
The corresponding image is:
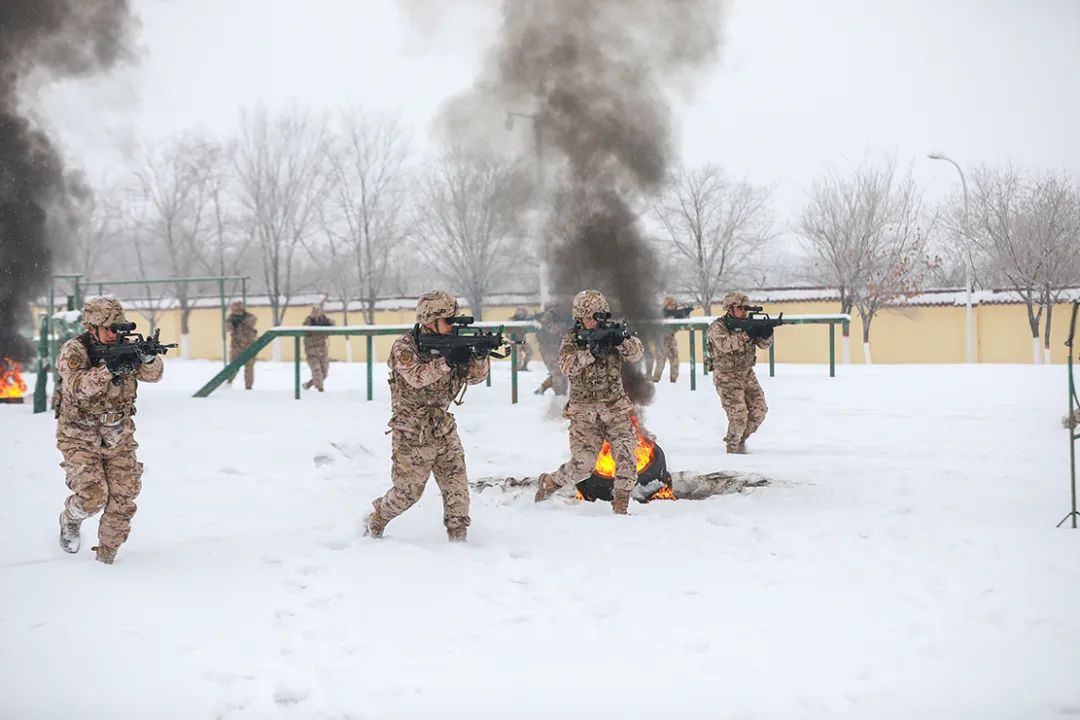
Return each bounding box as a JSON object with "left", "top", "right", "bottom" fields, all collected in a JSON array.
[
  {"left": 88, "top": 322, "right": 178, "bottom": 384},
  {"left": 415, "top": 316, "right": 512, "bottom": 368},
  {"left": 723, "top": 306, "right": 786, "bottom": 338},
  {"left": 573, "top": 312, "right": 632, "bottom": 357},
  {"left": 663, "top": 304, "right": 695, "bottom": 320}
]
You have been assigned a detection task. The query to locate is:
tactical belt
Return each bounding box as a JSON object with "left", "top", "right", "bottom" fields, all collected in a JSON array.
[{"left": 78, "top": 405, "right": 133, "bottom": 426}]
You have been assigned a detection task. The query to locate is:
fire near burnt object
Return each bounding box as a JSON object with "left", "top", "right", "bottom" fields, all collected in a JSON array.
[
  {"left": 575, "top": 417, "right": 675, "bottom": 503},
  {"left": 1, "top": 357, "right": 27, "bottom": 404}
]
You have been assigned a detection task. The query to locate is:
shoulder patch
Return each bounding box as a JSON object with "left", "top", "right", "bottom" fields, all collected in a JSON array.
[
  {"left": 67, "top": 355, "right": 82, "bottom": 370},
  {"left": 399, "top": 349, "right": 414, "bottom": 364}
]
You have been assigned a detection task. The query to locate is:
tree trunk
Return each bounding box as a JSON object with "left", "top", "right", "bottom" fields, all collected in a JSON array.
[
  {"left": 863, "top": 341, "right": 873, "bottom": 365},
  {"left": 1024, "top": 300, "right": 1042, "bottom": 365},
  {"left": 1042, "top": 301, "right": 1054, "bottom": 364}
]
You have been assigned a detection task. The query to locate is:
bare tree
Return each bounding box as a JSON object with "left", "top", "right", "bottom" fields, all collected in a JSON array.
[
  {"left": 233, "top": 106, "right": 329, "bottom": 332},
  {"left": 653, "top": 164, "right": 772, "bottom": 313},
  {"left": 132, "top": 135, "right": 222, "bottom": 355},
  {"left": 965, "top": 166, "right": 1080, "bottom": 362},
  {"left": 68, "top": 180, "right": 124, "bottom": 280},
  {"left": 325, "top": 109, "right": 412, "bottom": 323},
  {"left": 413, "top": 150, "right": 529, "bottom": 319},
  {"left": 797, "top": 158, "right": 933, "bottom": 363}
]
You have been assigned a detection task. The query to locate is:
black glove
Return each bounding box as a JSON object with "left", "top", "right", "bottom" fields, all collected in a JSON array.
[
  {"left": 446, "top": 346, "right": 473, "bottom": 368},
  {"left": 588, "top": 338, "right": 606, "bottom": 358},
  {"left": 757, "top": 325, "right": 774, "bottom": 340},
  {"left": 108, "top": 359, "right": 137, "bottom": 378}
]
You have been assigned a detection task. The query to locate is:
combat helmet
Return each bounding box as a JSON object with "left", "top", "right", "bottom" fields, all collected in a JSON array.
[
  {"left": 722, "top": 291, "right": 750, "bottom": 309},
  {"left": 416, "top": 290, "right": 459, "bottom": 325},
  {"left": 81, "top": 296, "right": 126, "bottom": 328},
  {"left": 572, "top": 289, "right": 609, "bottom": 320}
]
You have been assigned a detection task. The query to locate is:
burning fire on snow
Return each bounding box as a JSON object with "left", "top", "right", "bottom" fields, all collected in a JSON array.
[
  {"left": 1, "top": 357, "right": 27, "bottom": 403},
  {"left": 577, "top": 416, "right": 676, "bottom": 501}
]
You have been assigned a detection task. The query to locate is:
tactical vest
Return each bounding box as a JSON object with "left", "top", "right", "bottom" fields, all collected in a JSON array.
[
  {"left": 54, "top": 333, "right": 139, "bottom": 421},
  {"left": 568, "top": 333, "right": 629, "bottom": 405},
  {"left": 386, "top": 334, "right": 466, "bottom": 439}
]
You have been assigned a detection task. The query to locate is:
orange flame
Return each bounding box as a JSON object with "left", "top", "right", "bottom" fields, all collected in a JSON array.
[
  {"left": 593, "top": 416, "right": 655, "bottom": 478},
  {"left": 0, "top": 358, "right": 27, "bottom": 400}
]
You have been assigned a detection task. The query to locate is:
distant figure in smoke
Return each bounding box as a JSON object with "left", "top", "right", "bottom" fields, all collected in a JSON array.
[
  {"left": 364, "top": 291, "right": 489, "bottom": 542},
  {"left": 226, "top": 301, "right": 258, "bottom": 389},
  {"left": 509, "top": 305, "right": 534, "bottom": 371},
  {"left": 55, "top": 297, "right": 164, "bottom": 565},
  {"left": 533, "top": 302, "right": 569, "bottom": 396},
  {"left": 534, "top": 290, "right": 645, "bottom": 515},
  {"left": 708, "top": 291, "right": 772, "bottom": 454},
  {"left": 302, "top": 303, "right": 334, "bottom": 392},
  {"left": 651, "top": 296, "right": 682, "bottom": 384}
]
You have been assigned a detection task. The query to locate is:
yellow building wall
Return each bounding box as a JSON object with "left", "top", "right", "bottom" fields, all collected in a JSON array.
[{"left": 36, "top": 300, "right": 1080, "bottom": 365}]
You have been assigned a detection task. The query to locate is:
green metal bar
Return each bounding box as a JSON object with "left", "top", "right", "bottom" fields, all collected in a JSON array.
[
  {"left": 33, "top": 313, "right": 49, "bottom": 414},
  {"left": 701, "top": 328, "right": 709, "bottom": 376},
  {"left": 366, "top": 335, "right": 374, "bottom": 402},
  {"left": 78, "top": 275, "right": 249, "bottom": 287},
  {"left": 294, "top": 337, "right": 301, "bottom": 399},
  {"left": 511, "top": 343, "right": 519, "bottom": 404},
  {"left": 219, "top": 279, "right": 227, "bottom": 368},
  {"left": 1059, "top": 301, "right": 1078, "bottom": 528},
  {"left": 242, "top": 278, "right": 247, "bottom": 307},
  {"left": 689, "top": 328, "right": 697, "bottom": 392},
  {"left": 48, "top": 280, "right": 55, "bottom": 369},
  {"left": 486, "top": 367, "right": 492, "bottom": 387},
  {"left": 829, "top": 322, "right": 836, "bottom": 378},
  {"left": 769, "top": 336, "right": 775, "bottom": 377}
]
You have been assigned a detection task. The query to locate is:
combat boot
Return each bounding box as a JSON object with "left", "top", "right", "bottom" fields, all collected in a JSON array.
[
  {"left": 59, "top": 510, "right": 82, "bottom": 554},
  {"left": 302, "top": 380, "right": 313, "bottom": 390},
  {"left": 363, "top": 511, "right": 389, "bottom": 539},
  {"left": 534, "top": 473, "right": 559, "bottom": 503},
  {"left": 612, "top": 489, "right": 631, "bottom": 515},
  {"left": 447, "top": 526, "right": 467, "bottom": 542},
  {"left": 92, "top": 545, "right": 117, "bottom": 565}
]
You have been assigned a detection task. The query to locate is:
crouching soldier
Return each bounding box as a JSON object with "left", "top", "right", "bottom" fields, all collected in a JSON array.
[
  {"left": 56, "top": 297, "right": 164, "bottom": 564},
  {"left": 708, "top": 291, "right": 772, "bottom": 454},
  {"left": 534, "top": 290, "right": 645, "bottom": 515},
  {"left": 364, "top": 291, "right": 489, "bottom": 542}
]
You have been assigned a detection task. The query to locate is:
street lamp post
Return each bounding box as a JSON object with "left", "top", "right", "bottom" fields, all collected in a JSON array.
[
  {"left": 507, "top": 110, "right": 549, "bottom": 308},
  {"left": 928, "top": 152, "right": 975, "bottom": 364}
]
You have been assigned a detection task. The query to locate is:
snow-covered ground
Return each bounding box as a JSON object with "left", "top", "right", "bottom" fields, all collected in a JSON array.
[{"left": 2, "top": 359, "right": 1078, "bottom": 719}]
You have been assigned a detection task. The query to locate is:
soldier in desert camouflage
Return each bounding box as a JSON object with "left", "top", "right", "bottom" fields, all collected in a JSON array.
[
  {"left": 364, "top": 291, "right": 490, "bottom": 542},
  {"left": 302, "top": 303, "right": 334, "bottom": 391},
  {"left": 707, "top": 291, "right": 773, "bottom": 454},
  {"left": 651, "top": 296, "right": 682, "bottom": 384},
  {"left": 226, "top": 300, "right": 258, "bottom": 390},
  {"left": 533, "top": 302, "right": 569, "bottom": 396},
  {"left": 534, "top": 289, "right": 645, "bottom": 515},
  {"left": 55, "top": 296, "right": 164, "bottom": 564},
  {"left": 509, "top": 305, "right": 534, "bottom": 372}
]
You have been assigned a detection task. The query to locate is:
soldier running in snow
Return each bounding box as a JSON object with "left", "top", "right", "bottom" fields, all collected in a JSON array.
[
  {"left": 707, "top": 291, "right": 773, "bottom": 454},
  {"left": 651, "top": 296, "right": 682, "bottom": 384},
  {"left": 302, "top": 303, "right": 334, "bottom": 391},
  {"left": 226, "top": 300, "right": 258, "bottom": 389},
  {"left": 534, "top": 290, "right": 645, "bottom": 515},
  {"left": 364, "top": 291, "right": 490, "bottom": 542},
  {"left": 55, "top": 297, "right": 165, "bottom": 564}
]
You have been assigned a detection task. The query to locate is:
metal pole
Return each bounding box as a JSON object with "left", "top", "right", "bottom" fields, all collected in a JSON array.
[
  {"left": 769, "top": 338, "right": 775, "bottom": 377},
  {"left": 511, "top": 343, "right": 519, "bottom": 404},
  {"left": 689, "top": 328, "right": 697, "bottom": 391},
  {"left": 294, "top": 336, "right": 301, "bottom": 399},
  {"left": 219, "top": 278, "right": 227, "bottom": 368},
  {"left": 366, "top": 335, "right": 374, "bottom": 402},
  {"left": 829, "top": 322, "right": 836, "bottom": 378},
  {"left": 701, "top": 328, "right": 709, "bottom": 376},
  {"left": 241, "top": 278, "right": 248, "bottom": 307},
  {"left": 929, "top": 153, "right": 974, "bottom": 363}
]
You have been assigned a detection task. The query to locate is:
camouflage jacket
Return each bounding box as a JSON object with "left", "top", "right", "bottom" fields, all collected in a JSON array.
[
  {"left": 302, "top": 315, "right": 334, "bottom": 350},
  {"left": 386, "top": 331, "right": 489, "bottom": 440},
  {"left": 707, "top": 316, "right": 772, "bottom": 374},
  {"left": 559, "top": 329, "right": 644, "bottom": 409},
  {"left": 227, "top": 311, "right": 258, "bottom": 346},
  {"left": 55, "top": 333, "right": 164, "bottom": 425}
]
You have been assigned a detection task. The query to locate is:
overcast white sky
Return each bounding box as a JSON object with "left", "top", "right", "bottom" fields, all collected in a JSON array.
[{"left": 34, "top": 0, "right": 1080, "bottom": 235}]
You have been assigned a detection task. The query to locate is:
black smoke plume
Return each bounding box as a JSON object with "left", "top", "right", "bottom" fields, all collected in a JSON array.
[
  {"left": 435, "top": 0, "right": 722, "bottom": 404},
  {"left": 0, "top": 1, "right": 136, "bottom": 361}
]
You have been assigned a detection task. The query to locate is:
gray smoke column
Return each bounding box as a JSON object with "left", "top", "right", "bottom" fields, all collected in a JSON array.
[
  {"left": 0, "top": 1, "right": 136, "bottom": 361},
  {"left": 435, "top": 0, "right": 722, "bottom": 404}
]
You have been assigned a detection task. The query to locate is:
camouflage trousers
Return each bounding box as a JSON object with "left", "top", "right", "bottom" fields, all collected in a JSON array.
[
  {"left": 545, "top": 403, "right": 638, "bottom": 494},
  {"left": 56, "top": 420, "right": 144, "bottom": 550},
  {"left": 715, "top": 370, "right": 768, "bottom": 451},
  {"left": 651, "top": 333, "right": 679, "bottom": 383},
  {"left": 372, "top": 428, "right": 470, "bottom": 531},
  {"left": 304, "top": 345, "right": 329, "bottom": 390},
  {"left": 515, "top": 339, "right": 533, "bottom": 371},
  {"left": 537, "top": 348, "right": 567, "bottom": 395},
  {"left": 228, "top": 342, "right": 255, "bottom": 389}
]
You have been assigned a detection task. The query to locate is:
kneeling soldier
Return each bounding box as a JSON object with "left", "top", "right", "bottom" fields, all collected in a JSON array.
[
  {"left": 364, "top": 291, "right": 489, "bottom": 542},
  {"left": 55, "top": 296, "right": 164, "bottom": 564},
  {"left": 534, "top": 290, "right": 645, "bottom": 514}
]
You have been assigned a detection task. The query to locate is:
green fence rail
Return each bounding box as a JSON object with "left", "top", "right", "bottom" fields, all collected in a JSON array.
[
  {"left": 193, "top": 314, "right": 851, "bottom": 403},
  {"left": 1058, "top": 300, "right": 1079, "bottom": 529}
]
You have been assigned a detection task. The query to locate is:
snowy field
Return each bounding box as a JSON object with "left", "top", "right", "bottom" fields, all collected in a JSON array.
[{"left": 1, "top": 358, "right": 1078, "bottom": 719}]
